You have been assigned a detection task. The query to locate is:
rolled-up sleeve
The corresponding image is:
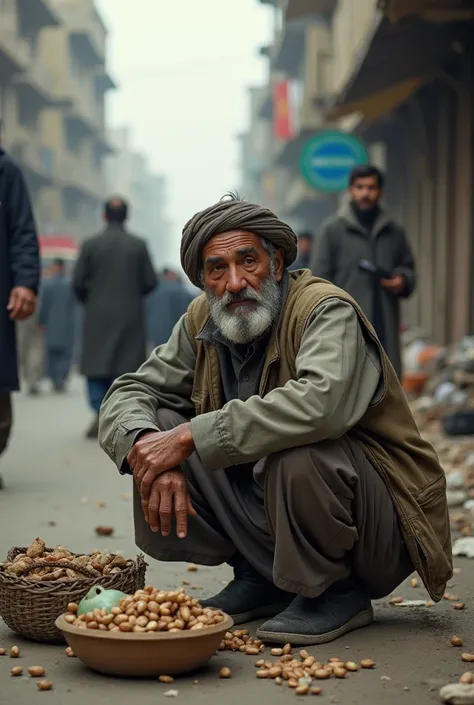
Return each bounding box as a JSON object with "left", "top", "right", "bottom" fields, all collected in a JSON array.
[
  {"left": 99, "top": 315, "right": 197, "bottom": 473},
  {"left": 191, "top": 298, "right": 381, "bottom": 470}
]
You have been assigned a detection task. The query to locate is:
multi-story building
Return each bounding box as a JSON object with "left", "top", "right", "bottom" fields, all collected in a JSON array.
[
  {"left": 325, "top": 0, "right": 474, "bottom": 344},
  {"left": 0, "top": 0, "right": 115, "bottom": 240}
]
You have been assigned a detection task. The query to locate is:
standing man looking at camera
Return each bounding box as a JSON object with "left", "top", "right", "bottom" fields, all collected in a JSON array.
[
  {"left": 0, "top": 145, "right": 40, "bottom": 488},
  {"left": 311, "top": 165, "right": 415, "bottom": 377}
]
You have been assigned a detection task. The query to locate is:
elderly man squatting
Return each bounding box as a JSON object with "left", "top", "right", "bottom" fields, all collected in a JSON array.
[{"left": 99, "top": 196, "right": 452, "bottom": 646}]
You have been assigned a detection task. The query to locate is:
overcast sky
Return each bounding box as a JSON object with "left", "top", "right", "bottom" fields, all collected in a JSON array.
[{"left": 95, "top": 0, "right": 272, "bottom": 265}]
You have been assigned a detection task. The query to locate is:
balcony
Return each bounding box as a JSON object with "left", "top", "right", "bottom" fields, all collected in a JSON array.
[
  {"left": 0, "top": 22, "right": 30, "bottom": 76},
  {"left": 95, "top": 66, "right": 117, "bottom": 93},
  {"left": 9, "top": 128, "right": 56, "bottom": 185},
  {"left": 57, "top": 0, "right": 106, "bottom": 65},
  {"left": 18, "top": 0, "right": 60, "bottom": 29},
  {"left": 59, "top": 152, "right": 103, "bottom": 199},
  {"left": 14, "top": 55, "right": 62, "bottom": 106}
]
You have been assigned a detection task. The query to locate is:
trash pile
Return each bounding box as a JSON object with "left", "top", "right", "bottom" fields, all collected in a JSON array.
[{"left": 403, "top": 330, "right": 474, "bottom": 437}]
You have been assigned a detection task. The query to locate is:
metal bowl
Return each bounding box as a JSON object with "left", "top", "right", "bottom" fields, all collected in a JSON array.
[{"left": 55, "top": 613, "right": 234, "bottom": 677}]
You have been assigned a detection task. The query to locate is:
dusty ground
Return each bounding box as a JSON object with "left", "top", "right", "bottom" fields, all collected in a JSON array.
[{"left": 0, "top": 380, "right": 473, "bottom": 705}]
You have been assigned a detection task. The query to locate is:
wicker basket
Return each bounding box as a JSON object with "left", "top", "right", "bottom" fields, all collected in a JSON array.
[{"left": 0, "top": 547, "right": 147, "bottom": 644}]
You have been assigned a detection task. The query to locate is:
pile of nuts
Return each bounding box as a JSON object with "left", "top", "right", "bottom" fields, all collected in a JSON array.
[
  {"left": 251, "top": 645, "right": 376, "bottom": 695},
  {"left": 0, "top": 538, "right": 131, "bottom": 581},
  {"left": 219, "top": 629, "right": 265, "bottom": 654},
  {"left": 64, "top": 586, "right": 226, "bottom": 633}
]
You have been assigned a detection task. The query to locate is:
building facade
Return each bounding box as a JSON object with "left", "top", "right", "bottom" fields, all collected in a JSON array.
[
  {"left": 0, "top": 0, "right": 115, "bottom": 240},
  {"left": 247, "top": 0, "right": 474, "bottom": 344}
]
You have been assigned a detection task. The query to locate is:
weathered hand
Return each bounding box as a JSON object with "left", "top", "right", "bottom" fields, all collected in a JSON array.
[
  {"left": 143, "top": 469, "right": 196, "bottom": 537},
  {"left": 128, "top": 425, "right": 195, "bottom": 504},
  {"left": 8, "top": 286, "right": 36, "bottom": 320},
  {"left": 381, "top": 274, "right": 405, "bottom": 295}
]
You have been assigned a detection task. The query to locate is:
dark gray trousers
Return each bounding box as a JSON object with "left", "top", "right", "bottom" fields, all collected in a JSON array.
[
  {"left": 134, "top": 409, "right": 413, "bottom": 599},
  {"left": 0, "top": 394, "right": 12, "bottom": 457}
]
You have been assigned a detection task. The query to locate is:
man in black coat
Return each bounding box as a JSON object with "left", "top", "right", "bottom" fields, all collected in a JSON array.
[
  {"left": 0, "top": 147, "right": 40, "bottom": 489},
  {"left": 73, "top": 197, "right": 157, "bottom": 439}
]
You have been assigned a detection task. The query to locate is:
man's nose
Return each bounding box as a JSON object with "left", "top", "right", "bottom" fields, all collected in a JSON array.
[{"left": 226, "top": 267, "right": 246, "bottom": 293}]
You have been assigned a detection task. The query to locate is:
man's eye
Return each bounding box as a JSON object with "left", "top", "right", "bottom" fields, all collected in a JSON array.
[{"left": 244, "top": 258, "right": 256, "bottom": 265}]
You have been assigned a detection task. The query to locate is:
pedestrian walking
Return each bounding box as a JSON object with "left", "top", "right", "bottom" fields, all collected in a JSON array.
[
  {"left": 146, "top": 268, "right": 194, "bottom": 348},
  {"left": 99, "top": 195, "right": 450, "bottom": 646},
  {"left": 38, "top": 258, "right": 76, "bottom": 392},
  {"left": 0, "top": 146, "right": 40, "bottom": 489},
  {"left": 73, "top": 197, "right": 157, "bottom": 439},
  {"left": 311, "top": 165, "right": 415, "bottom": 377},
  {"left": 288, "top": 231, "right": 314, "bottom": 271}
]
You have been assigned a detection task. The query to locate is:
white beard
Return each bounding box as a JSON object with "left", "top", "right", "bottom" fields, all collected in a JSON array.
[{"left": 205, "top": 274, "right": 281, "bottom": 344}]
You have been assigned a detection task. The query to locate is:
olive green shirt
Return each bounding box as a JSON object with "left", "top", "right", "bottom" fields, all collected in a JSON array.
[{"left": 99, "top": 297, "right": 382, "bottom": 474}]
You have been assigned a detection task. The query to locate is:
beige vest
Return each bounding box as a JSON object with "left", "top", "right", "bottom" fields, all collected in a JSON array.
[{"left": 186, "top": 270, "right": 452, "bottom": 600}]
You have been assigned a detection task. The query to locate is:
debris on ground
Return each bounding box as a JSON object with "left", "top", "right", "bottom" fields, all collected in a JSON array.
[{"left": 440, "top": 682, "right": 474, "bottom": 704}]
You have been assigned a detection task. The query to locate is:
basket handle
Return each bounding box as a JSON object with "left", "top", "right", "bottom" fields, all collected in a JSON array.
[{"left": 21, "top": 561, "right": 98, "bottom": 578}]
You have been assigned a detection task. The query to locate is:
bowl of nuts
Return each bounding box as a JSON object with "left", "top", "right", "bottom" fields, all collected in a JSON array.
[{"left": 55, "top": 586, "right": 233, "bottom": 677}]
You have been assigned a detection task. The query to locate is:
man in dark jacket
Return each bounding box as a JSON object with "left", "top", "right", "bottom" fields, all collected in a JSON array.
[
  {"left": 0, "top": 147, "right": 40, "bottom": 488},
  {"left": 146, "top": 268, "right": 194, "bottom": 348},
  {"left": 73, "top": 197, "right": 157, "bottom": 439},
  {"left": 288, "top": 231, "right": 314, "bottom": 271},
  {"left": 311, "top": 165, "right": 415, "bottom": 377},
  {"left": 39, "top": 258, "right": 76, "bottom": 392}
]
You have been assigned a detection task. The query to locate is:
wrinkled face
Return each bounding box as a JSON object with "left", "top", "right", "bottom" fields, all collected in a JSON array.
[
  {"left": 350, "top": 176, "right": 382, "bottom": 211},
  {"left": 202, "top": 231, "right": 284, "bottom": 344}
]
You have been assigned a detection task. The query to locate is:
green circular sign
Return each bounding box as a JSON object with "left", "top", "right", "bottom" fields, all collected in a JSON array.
[{"left": 300, "top": 130, "right": 369, "bottom": 193}]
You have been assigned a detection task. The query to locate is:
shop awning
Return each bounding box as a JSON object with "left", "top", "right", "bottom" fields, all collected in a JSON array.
[
  {"left": 286, "top": 0, "right": 337, "bottom": 21},
  {"left": 380, "top": 0, "right": 474, "bottom": 24},
  {"left": 39, "top": 235, "right": 79, "bottom": 261},
  {"left": 329, "top": 13, "right": 473, "bottom": 119}
]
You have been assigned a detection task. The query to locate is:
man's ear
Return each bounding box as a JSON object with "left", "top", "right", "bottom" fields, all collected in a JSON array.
[{"left": 274, "top": 249, "right": 285, "bottom": 282}]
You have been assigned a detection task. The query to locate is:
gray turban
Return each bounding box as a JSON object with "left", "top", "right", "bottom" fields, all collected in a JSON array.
[{"left": 180, "top": 198, "right": 298, "bottom": 287}]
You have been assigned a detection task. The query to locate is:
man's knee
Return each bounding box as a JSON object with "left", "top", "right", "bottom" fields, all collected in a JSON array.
[{"left": 266, "top": 440, "right": 349, "bottom": 486}]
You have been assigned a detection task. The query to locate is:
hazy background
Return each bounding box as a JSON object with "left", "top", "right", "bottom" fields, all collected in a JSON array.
[{"left": 95, "top": 0, "right": 272, "bottom": 265}]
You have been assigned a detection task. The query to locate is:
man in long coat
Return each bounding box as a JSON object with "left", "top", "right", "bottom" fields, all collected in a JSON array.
[
  {"left": 73, "top": 197, "right": 157, "bottom": 438},
  {"left": 38, "top": 258, "right": 76, "bottom": 391},
  {"left": 311, "top": 165, "right": 415, "bottom": 377},
  {"left": 0, "top": 147, "right": 40, "bottom": 488},
  {"left": 98, "top": 195, "right": 451, "bottom": 646}
]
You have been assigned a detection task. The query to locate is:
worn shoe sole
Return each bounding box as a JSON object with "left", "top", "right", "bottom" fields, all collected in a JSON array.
[
  {"left": 205, "top": 601, "right": 292, "bottom": 626},
  {"left": 256, "top": 605, "right": 374, "bottom": 645}
]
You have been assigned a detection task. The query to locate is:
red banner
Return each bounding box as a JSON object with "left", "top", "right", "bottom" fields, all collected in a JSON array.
[{"left": 273, "top": 81, "right": 294, "bottom": 141}]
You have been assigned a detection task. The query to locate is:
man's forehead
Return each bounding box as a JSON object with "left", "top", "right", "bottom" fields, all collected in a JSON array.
[{"left": 203, "top": 231, "right": 263, "bottom": 256}]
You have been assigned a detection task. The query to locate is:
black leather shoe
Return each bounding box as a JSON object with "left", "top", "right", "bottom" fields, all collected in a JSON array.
[
  {"left": 200, "top": 556, "right": 291, "bottom": 625},
  {"left": 256, "top": 578, "right": 374, "bottom": 645}
]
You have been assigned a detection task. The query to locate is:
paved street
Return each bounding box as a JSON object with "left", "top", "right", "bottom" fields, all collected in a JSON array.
[{"left": 1, "top": 381, "right": 474, "bottom": 704}]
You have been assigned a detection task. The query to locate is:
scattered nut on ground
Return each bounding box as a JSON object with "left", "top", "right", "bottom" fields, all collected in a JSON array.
[
  {"left": 360, "top": 659, "right": 376, "bottom": 669},
  {"left": 454, "top": 603, "right": 466, "bottom": 610},
  {"left": 410, "top": 578, "right": 418, "bottom": 588},
  {"left": 94, "top": 526, "right": 114, "bottom": 536},
  {"left": 159, "top": 675, "right": 174, "bottom": 684},
  {"left": 37, "top": 679, "right": 53, "bottom": 691},
  {"left": 0, "top": 648, "right": 6, "bottom": 656},
  {"left": 28, "top": 666, "right": 46, "bottom": 677},
  {"left": 219, "top": 667, "right": 232, "bottom": 678},
  {"left": 219, "top": 629, "right": 265, "bottom": 654},
  {"left": 460, "top": 672, "right": 474, "bottom": 684},
  {"left": 389, "top": 596, "right": 405, "bottom": 604},
  {"left": 9, "top": 646, "right": 20, "bottom": 658},
  {"left": 462, "top": 653, "right": 474, "bottom": 663},
  {"left": 65, "top": 647, "right": 75, "bottom": 657},
  {"left": 187, "top": 564, "right": 198, "bottom": 572},
  {"left": 452, "top": 636, "right": 464, "bottom": 647},
  {"left": 10, "top": 666, "right": 23, "bottom": 676}
]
